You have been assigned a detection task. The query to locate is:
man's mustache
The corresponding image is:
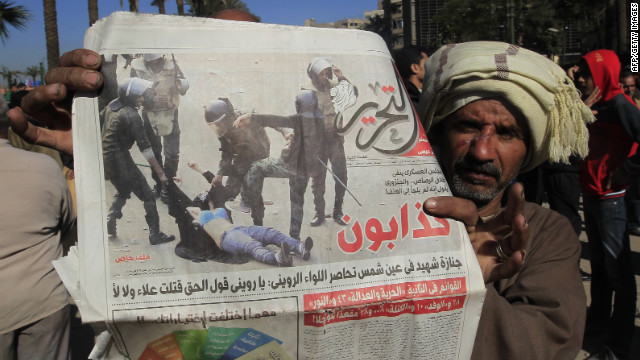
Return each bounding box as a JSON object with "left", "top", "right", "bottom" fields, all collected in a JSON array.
[{"left": 454, "top": 158, "right": 502, "bottom": 179}]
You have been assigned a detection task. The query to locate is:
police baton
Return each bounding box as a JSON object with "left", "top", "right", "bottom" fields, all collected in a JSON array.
[{"left": 316, "top": 156, "right": 362, "bottom": 207}]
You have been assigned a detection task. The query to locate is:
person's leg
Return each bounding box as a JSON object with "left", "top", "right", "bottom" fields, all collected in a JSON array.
[
  {"left": 245, "top": 225, "right": 314, "bottom": 261},
  {"left": 221, "top": 228, "right": 290, "bottom": 266},
  {"left": 583, "top": 197, "right": 613, "bottom": 334},
  {"left": 310, "top": 149, "right": 328, "bottom": 226},
  {"left": 104, "top": 158, "right": 133, "bottom": 237},
  {"left": 289, "top": 175, "right": 309, "bottom": 239},
  {"left": 142, "top": 113, "right": 163, "bottom": 194},
  {"left": 328, "top": 139, "right": 348, "bottom": 224},
  {"left": 162, "top": 112, "right": 180, "bottom": 179},
  {"left": 129, "top": 160, "right": 174, "bottom": 245},
  {"left": 17, "top": 306, "right": 70, "bottom": 360},
  {"left": 243, "top": 158, "right": 294, "bottom": 226},
  {"left": 596, "top": 197, "right": 636, "bottom": 359}
]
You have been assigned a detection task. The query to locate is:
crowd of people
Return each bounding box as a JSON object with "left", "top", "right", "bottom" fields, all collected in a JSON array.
[{"left": 1, "top": 8, "right": 638, "bottom": 360}]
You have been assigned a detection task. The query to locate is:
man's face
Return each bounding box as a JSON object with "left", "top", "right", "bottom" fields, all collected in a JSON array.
[
  {"left": 575, "top": 63, "right": 595, "bottom": 97},
  {"left": 135, "top": 96, "right": 144, "bottom": 108},
  {"left": 315, "top": 67, "right": 332, "bottom": 88},
  {"left": 438, "top": 99, "right": 528, "bottom": 208},
  {"left": 620, "top": 76, "right": 636, "bottom": 96},
  {"left": 416, "top": 52, "right": 428, "bottom": 83}
]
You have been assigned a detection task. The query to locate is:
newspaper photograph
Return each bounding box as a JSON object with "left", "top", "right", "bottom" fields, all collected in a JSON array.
[{"left": 68, "top": 12, "right": 486, "bottom": 360}]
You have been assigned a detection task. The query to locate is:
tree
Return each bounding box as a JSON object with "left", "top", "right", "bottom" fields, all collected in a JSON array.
[
  {"left": 119, "top": 0, "right": 138, "bottom": 12},
  {"left": 152, "top": 0, "right": 166, "bottom": 14},
  {"left": 0, "top": 1, "right": 31, "bottom": 43},
  {"left": 362, "top": 14, "right": 391, "bottom": 49},
  {"left": 39, "top": 62, "right": 46, "bottom": 84},
  {"left": 88, "top": 0, "right": 99, "bottom": 25},
  {"left": 43, "top": 0, "right": 60, "bottom": 69},
  {"left": 25, "top": 65, "right": 40, "bottom": 84},
  {"left": 187, "top": 0, "right": 256, "bottom": 18},
  {"left": 176, "top": 0, "right": 184, "bottom": 15},
  {"left": 0, "top": 66, "right": 15, "bottom": 86}
]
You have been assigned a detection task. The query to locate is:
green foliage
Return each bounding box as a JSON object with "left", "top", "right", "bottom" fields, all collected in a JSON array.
[
  {"left": 25, "top": 65, "right": 39, "bottom": 83},
  {"left": 362, "top": 14, "right": 391, "bottom": 45},
  {"left": 186, "top": 0, "right": 259, "bottom": 20},
  {"left": 0, "top": 0, "right": 31, "bottom": 43},
  {"left": 435, "top": 0, "right": 610, "bottom": 64}
]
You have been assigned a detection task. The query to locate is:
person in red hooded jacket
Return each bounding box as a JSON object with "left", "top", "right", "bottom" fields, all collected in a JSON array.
[{"left": 577, "top": 49, "right": 639, "bottom": 360}]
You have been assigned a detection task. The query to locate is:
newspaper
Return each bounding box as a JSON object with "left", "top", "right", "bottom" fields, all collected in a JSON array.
[{"left": 66, "top": 12, "right": 486, "bottom": 360}]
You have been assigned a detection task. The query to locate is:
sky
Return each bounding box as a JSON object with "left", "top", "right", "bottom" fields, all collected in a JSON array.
[{"left": 0, "top": 0, "right": 380, "bottom": 84}]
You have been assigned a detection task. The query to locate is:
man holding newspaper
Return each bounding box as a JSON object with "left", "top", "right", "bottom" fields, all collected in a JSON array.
[{"left": 10, "top": 39, "right": 592, "bottom": 359}]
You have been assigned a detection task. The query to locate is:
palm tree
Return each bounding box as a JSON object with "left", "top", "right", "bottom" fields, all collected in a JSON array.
[
  {"left": 0, "top": 66, "right": 15, "bottom": 86},
  {"left": 25, "top": 65, "right": 40, "bottom": 85},
  {"left": 119, "top": 0, "right": 138, "bottom": 12},
  {"left": 43, "top": 0, "right": 60, "bottom": 69},
  {"left": 152, "top": 0, "right": 166, "bottom": 14},
  {"left": 88, "top": 0, "right": 98, "bottom": 25},
  {"left": 176, "top": 0, "right": 184, "bottom": 15},
  {"left": 39, "top": 62, "right": 46, "bottom": 84},
  {"left": 0, "top": 1, "right": 31, "bottom": 43}
]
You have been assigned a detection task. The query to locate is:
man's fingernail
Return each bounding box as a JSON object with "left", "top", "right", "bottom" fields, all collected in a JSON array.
[
  {"left": 520, "top": 249, "right": 527, "bottom": 261},
  {"left": 47, "top": 83, "right": 61, "bottom": 96},
  {"left": 83, "top": 71, "right": 101, "bottom": 87},
  {"left": 85, "top": 53, "right": 99, "bottom": 66},
  {"left": 425, "top": 199, "right": 437, "bottom": 209}
]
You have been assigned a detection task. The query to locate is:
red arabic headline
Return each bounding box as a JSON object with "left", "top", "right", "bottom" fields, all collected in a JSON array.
[
  {"left": 303, "top": 277, "right": 466, "bottom": 312},
  {"left": 304, "top": 295, "right": 466, "bottom": 327}
]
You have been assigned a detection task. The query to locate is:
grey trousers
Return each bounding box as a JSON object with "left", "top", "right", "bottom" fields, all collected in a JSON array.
[{"left": 0, "top": 305, "right": 70, "bottom": 360}]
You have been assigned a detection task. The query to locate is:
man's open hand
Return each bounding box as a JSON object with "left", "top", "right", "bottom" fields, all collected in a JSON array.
[
  {"left": 423, "top": 183, "right": 529, "bottom": 283},
  {"left": 8, "top": 49, "right": 103, "bottom": 154}
]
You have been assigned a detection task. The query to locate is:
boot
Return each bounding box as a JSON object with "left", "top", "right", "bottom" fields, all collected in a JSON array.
[
  {"left": 275, "top": 242, "right": 293, "bottom": 267},
  {"left": 310, "top": 213, "right": 324, "bottom": 227},
  {"left": 106, "top": 213, "right": 118, "bottom": 236},
  {"left": 107, "top": 196, "right": 126, "bottom": 236},
  {"left": 300, "top": 237, "right": 313, "bottom": 261},
  {"left": 160, "top": 186, "right": 170, "bottom": 205},
  {"left": 333, "top": 209, "right": 347, "bottom": 226},
  {"left": 149, "top": 230, "right": 175, "bottom": 245}
]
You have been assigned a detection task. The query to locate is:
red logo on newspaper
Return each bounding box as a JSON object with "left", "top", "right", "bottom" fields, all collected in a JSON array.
[{"left": 337, "top": 202, "right": 450, "bottom": 253}]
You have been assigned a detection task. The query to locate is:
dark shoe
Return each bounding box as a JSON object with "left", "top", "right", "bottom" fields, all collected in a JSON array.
[
  {"left": 310, "top": 214, "right": 324, "bottom": 227},
  {"left": 106, "top": 217, "right": 117, "bottom": 236},
  {"left": 333, "top": 214, "right": 347, "bottom": 226},
  {"left": 160, "top": 186, "right": 170, "bottom": 205},
  {"left": 301, "top": 237, "right": 313, "bottom": 261},
  {"left": 580, "top": 269, "right": 592, "bottom": 281},
  {"left": 276, "top": 242, "right": 293, "bottom": 267},
  {"left": 153, "top": 184, "right": 162, "bottom": 198},
  {"left": 585, "top": 347, "right": 619, "bottom": 360},
  {"left": 106, "top": 210, "right": 122, "bottom": 236},
  {"left": 149, "top": 231, "right": 175, "bottom": 245},
  {"left": 628, "top": 225, "right": 640, "bottom": 237},
  {"left": 174, "top": 243, "right": 207, "bottom": 262},
  {"left": 332, "top": 208, "right": 347, "bottom": 225}
]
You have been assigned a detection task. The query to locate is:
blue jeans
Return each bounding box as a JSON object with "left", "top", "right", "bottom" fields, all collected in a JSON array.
[
  {"left": 220, "top": 226, "right": 302, "bottom": 265},
  {"left": 583, "top": 196, "right": 636, "bottom": 358}
]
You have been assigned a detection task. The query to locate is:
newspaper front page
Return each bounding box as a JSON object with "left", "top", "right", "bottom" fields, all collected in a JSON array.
[{"left": 68, "top": 12, "right": 486, "bottom": 360}]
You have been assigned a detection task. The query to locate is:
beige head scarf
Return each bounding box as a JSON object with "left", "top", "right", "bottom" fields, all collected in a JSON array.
[{"left": 417, "top": 41, "right": 594, "bottom": 173}]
